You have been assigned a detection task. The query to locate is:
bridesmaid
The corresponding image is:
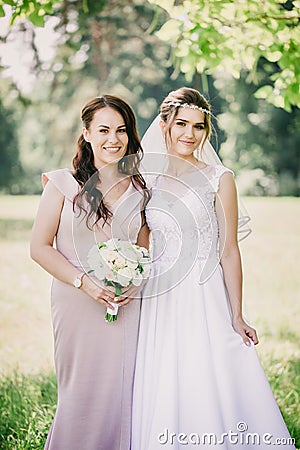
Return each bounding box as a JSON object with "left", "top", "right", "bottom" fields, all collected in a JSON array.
[{"left": 30, "top": 95, "right": 149, "bottom": 450}]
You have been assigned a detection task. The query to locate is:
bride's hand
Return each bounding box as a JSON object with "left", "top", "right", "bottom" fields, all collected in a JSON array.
[
  {"left": 81, "top": 275, "right": 116, "bottom": 310},
  {"left": 232, "top": 317, "right": 259, "bottom": 346}
]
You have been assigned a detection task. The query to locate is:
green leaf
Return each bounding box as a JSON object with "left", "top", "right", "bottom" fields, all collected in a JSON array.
[
  {"left": 104, "top": 279, "right": 123, "bottom": 296},
  {"left": 115, "top": 285, "right": 122, "bottom": 297},
  {"left": 254, "top": 85, "right": 273, "bottom": 100},
  {"left": 82, "top": 0, "right": 89, "bottom": 13},
  {"left": 3, "top": 0, "right": 15, "bottom": 6},
  {"left": 0, "top": 5, "right": 4, "bottom": 16},
  {"left": 43, "top": 2, "right": 53, "bottom": 14},
  {"left": 10, "top": 10, "right": 18, "bottom": 25},
  {"left": 22, "top": 0, "right": 32, "bottom": 14},
  {"left": 28, "top": 12, "right": 45, "bottom": 27}
]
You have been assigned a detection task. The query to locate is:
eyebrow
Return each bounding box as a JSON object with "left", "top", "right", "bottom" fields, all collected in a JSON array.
[
  {"left": 176, "top": 117, "right": 205, "bottom": 125},
  {"left": 97, "top": 124, "right": 126, "bottom": 129}
]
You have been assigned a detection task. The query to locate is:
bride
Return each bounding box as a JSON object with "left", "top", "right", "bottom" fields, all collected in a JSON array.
[{"left": 131, "top": 87, "right": 295, "bottom": 449}]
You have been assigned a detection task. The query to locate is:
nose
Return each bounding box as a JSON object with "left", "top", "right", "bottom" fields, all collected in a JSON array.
[
  {"left": 107, "top": 131, "right": 119, "bottom": 143},
  {"left": 184, "top": 125, "right": 194, "bottom": 137}
]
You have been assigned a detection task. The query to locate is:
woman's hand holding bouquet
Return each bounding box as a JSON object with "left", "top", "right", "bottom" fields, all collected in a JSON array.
[{"left": 87, "top": 238, "right": 151, "bottom": 322}]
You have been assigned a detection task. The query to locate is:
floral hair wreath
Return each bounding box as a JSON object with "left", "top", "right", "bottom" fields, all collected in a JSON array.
[{"left": 165, "top": 101, "right": 211, "bottom": 115}]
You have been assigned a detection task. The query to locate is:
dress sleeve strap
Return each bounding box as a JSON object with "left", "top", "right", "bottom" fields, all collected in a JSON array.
[
  {"left": 42, "top": 168, "right": 79, "bottom": 201},
  {"left": 143, "top": 173, "right": 160, "bottom": 189},
  {"left": 211, "top": 165, "right": 234, "bottom": 193}
]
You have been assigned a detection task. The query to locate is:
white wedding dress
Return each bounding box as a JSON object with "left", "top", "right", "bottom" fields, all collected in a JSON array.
[{"left": 132, "top": 165, "right": 295, "bottom": 449}]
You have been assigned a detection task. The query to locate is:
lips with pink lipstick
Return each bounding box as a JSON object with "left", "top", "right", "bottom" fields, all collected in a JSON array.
[
  {"left": 179, "top": 140, "right": 195, "bottom": 146},
  {"left": 103, "top": 146, "right": 122, "bottom": 154}
]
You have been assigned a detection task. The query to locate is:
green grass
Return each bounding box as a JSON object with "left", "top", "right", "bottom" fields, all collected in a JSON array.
[
  {"left": 0, "top": 361, "right": 298, "bottom": 449},
  {"left": 0, "top": 195, "right": 299, "bottom": 449},
  {"left": 0, "top": 372, "right": 57, "bottom": 450},
  {"left": 265, "top": 357, "right": 300, "bottom": 443}
]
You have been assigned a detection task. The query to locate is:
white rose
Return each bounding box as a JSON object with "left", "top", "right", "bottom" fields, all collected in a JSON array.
[
  {"left": 140, "top": 256, "right": 150, "bottom": 265},
  {"left": 132, "top": 271, "right": 143, "bottom": 286},
  {"left": 100, "top": 248, "right": 117, "bottom": 264},
  {"left": 106, "top": 238, "right": 120, "bottom": 251},
  {"left": 127, "top": 259, "right": 137, "bottom": 269},
  {"left": 87, "top": 246, "right": 109, "bottom": 279},
  {"left": 105, "top": 269, "right": 117, "bottom": 282},
  {"left": 116, "top": 267, "right": 134, "bottom": 287},
  {"left": 94, "top": 266, "right": 106, "bottom": 280},
  {"left": 114, "top": 255, "right": 126, "bottom": 268},
  {"left": 87, "top": 245, "right": 102, "bottom": 266},
  {"left": 134, "top": 248, "right": 144, "bottom": 260},
  {"left": 133, "top": 244, "right": 149, "bottom": 259},
  {"left": 141, "top": 262, "right": 151, "bottom": 278},
  {"left": 116, "top": 242, "right": 135, "bottom": 261}
]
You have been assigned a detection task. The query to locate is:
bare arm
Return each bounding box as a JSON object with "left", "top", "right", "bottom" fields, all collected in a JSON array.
[
  {"left": 30, "top": 180, "right": 116, "bottom": 308},
  {"left": 215, "top": 172, "right": 258, "bottom": 346}
]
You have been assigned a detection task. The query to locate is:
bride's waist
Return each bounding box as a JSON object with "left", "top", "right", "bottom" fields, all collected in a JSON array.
[{"left": 151, "top": 253, "right": 219, "bottom": 267}]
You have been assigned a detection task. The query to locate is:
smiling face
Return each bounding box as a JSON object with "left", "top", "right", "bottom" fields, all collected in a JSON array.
[
  {"left": 83, "top": 106, "right": 129, "bottom": 169},
  {"left": 161, "top": 107, "right": 207, "bottom": 161}
]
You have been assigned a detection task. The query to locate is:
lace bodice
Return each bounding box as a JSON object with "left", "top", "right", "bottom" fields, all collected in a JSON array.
[{"left": 145, "top": 165, "right": 233, "bottom": 273}]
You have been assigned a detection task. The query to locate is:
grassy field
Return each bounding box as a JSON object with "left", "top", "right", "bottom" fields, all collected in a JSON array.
[
  {"left": 0, "top": 196, "right": 54, "bottom": 374},
  {"left": 0, "top": 195, "right": 299, "bottom": 448}
]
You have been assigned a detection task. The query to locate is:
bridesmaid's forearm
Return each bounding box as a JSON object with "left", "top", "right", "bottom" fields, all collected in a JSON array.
[{"left": 30, "top": 244, "right": 82, "bottom": 286}]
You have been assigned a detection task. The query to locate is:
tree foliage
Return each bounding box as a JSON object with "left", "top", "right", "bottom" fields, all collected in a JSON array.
[
  {"left": 148, "top": 0, "right": 300, "bottom": 111},
  {"left": 0, "top": 0, "right": 62, "bottom": 27},
  {"left": 0, "top": 0, "right": 298, "bottom": 195},
  {"left": 0, "top": 0, "right": 192, "bottom": 192},
  {"left": 0, "top": 98, "right": 22, "bottom": 193},
  {"left": 214, "top": 69, "right": 300, "bottom": 195}
]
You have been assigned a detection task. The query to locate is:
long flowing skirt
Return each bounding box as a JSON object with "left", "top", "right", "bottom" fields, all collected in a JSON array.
[
  {"left": 132, "top": 262, "right": 295, "bottom": 449},
  {"left": 45, "top": 279, "right": 140, "bottom": 450}
]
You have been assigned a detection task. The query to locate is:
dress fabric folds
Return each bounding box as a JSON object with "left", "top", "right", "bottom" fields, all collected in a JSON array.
[
  {"left": 43, "top": 169, "right": 142, "bottom": 450},
  {"left": 132, "top": 165, "right": 295, "bottom": 450}
]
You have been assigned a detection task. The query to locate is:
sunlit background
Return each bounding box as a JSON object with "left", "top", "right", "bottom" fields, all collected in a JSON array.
[{"left": 0, "top": 0, "right": 299, "bottom": 447}]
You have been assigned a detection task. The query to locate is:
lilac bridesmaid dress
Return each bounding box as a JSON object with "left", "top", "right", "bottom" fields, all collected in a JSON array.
[{"left": 42, "top": 168, "right": 143, "bottom": 450}]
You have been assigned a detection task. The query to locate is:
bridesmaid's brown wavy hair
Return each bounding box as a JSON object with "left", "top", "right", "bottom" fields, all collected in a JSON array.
[{"left": 73, "top": 95, "right": 149, "bottom": 228}]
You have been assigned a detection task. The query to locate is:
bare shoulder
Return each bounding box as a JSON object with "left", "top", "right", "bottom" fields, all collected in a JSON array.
[
  {"left": 218, "top": 170, "right": 236, "bottom": 195},
  {"left": 216, "top": 170, "right": 238, "bottom": 217}
]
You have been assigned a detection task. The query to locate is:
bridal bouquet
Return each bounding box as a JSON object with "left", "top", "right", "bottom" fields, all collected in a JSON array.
[{"left": 87, "top": 238, "right": 151, "bottom": 323}]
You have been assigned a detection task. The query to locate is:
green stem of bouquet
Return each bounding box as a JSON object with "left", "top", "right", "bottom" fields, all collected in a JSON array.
[
  {"left": 104, "top": 279, "right": 122, "bottom": 323},
  {"left": 105, "top": 312, "right": 118, "bottom": 322}
]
